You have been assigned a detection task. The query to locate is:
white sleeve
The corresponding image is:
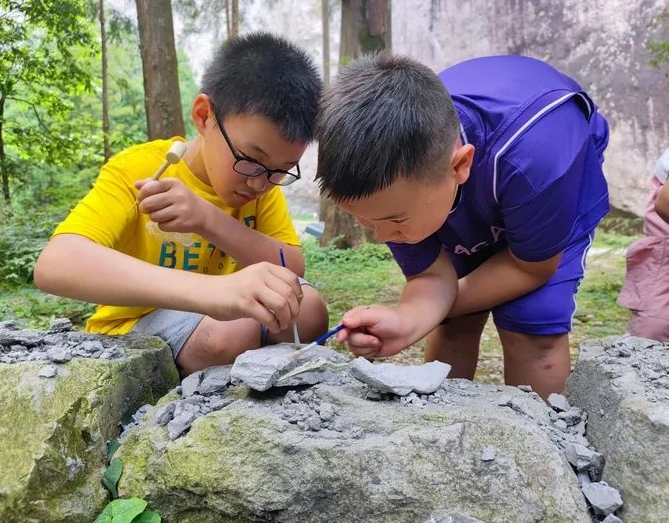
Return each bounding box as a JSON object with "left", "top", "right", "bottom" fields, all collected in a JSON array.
[{"left": 653, "top": 147, "right": 669, "bottom": 183}]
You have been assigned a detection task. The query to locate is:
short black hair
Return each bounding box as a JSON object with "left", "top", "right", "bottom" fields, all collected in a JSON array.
[
  {"left": 316, "top": 52, "right": 460, "bottom": 202},
  {"left": 201, "top": 32, "right": 321, "bottom": 142}
]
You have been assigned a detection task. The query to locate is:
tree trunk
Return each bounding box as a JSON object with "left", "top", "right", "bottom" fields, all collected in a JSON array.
[
  {"left": 225, "top": 0, "right": 231, "bottom": 38},
  {"left": 135, "top": 0, "right": 185, "bottom": 140},
  {"left": 0, "top": 94, "right": 9, "bottom": 205},
  {"left": 99, "top": 0, "right": 111, "bottom": 162},
  {"left": 320, "top": 0, "right": 391, "bottom": 248},
  {"left": 322, "top": 0, "right": 330, "bottom": 88},
  {"left": 230, "top": 0, "right": 239, "bottom": 38}
]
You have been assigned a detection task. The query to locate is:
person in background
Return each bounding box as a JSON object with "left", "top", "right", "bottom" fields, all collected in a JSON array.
[
  {"left": 617, "top": 147, "right": 669, "bottom": 342},
  {"left": 315, "top": 52, "right": 610, "bottom": 399},
  {"left": 34, "top": 32, "right": 329, "bottom": 376}
]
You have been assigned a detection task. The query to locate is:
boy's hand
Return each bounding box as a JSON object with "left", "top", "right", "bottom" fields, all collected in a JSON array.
[
  {"left": 135, "top": 178, "right": 211, "bottom": 235},
  {"left": 206, "top": 262, "right": 303, "bottom": 334},
  {"left": 336, "top": 305, "right": 411, "bottom": 359}
]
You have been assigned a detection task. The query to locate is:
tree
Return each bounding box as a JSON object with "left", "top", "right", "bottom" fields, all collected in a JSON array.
[
  {"left": 320, "top": 0, "right": 391, "bottom": 248},
  {"left": 229, "top": 0, "right": 239, "bottom": 38},
  {"left": 173, "top": 0, "right": 241, "bottom": 45},
  {"left": 0, "top": 0, "right": 97, "bottom": 204},
  {"left": 135, "top": 0, "right": 185, "bottom": 139},
  {"left": 99, "top": 0, "right": 111, "bottom": 162}
]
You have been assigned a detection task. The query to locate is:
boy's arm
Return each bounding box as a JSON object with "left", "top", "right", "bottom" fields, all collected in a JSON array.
[
  {"left": 447, "top": 248, "right": 562, "bottom": 318},
  {"left": 398, "top": 253, "right": 459, "bottom": 337},
  {"left": 655, "top": 182, "right": 669, "bottom": 223},
  {"left": 33, "top": 233, "right": 303, "bottom": 333}
]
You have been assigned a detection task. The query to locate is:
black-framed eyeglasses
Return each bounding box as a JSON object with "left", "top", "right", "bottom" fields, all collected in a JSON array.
[{"left": 215, "top": 116, "right": 301, "bottom": 187}]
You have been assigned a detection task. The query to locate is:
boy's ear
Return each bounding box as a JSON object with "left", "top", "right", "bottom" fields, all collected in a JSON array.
[
  {"left": 451, "top": 143, "right": 475, "bottom": 184},
  {"left": 191, "top": 94, "right": 214, "bottom": 135}
]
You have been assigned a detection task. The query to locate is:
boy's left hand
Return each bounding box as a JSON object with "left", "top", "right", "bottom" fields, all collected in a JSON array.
[
  {"left": 337, "top": 305, "right": 412, "bottom": 359},
  {"left": 135, "top": 178, "right": 211, "bottom": 234}
]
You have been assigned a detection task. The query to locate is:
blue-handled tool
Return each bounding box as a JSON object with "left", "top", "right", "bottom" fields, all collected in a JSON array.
[
  {"left": 295, "top": 324, "right": 345, "bottom": 354},
  {"left": 315, "top": 323, "right": 345, "bottom": 345}
]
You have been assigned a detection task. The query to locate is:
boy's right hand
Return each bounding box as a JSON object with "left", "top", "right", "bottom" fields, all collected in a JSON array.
[
  {"left": 206, "top": 262, "right": 303, "bottom": 334},
  {"left": 135, "top": 178, "right": 212, "bottom": 235},
  {"left": 336, "top": 305, "right": 413, "bottom": 359}
]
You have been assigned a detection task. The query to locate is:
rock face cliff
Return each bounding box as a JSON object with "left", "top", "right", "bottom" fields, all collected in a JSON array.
[{"left": 392, "top": 0, "right": 669, "bottom": 215}]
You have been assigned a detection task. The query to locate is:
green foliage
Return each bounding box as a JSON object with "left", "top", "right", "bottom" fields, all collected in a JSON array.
[
  {"left": 649, "top": 8, "right": 669, "bottom": 73},
  {"left": 0, "top": 160, "right": 93, "bottom": 285},
  {"left": 303, "top": 239, "right": 401, "bottom": 325},
  {"left": 304, "top": 239, "right": 393, "bottom": 272},
  {"left": 97, "top": 453, "right": 162, "bottom": 523},
  {"left": 0, "top": 284, "right": 93, "bottom": 328},
  {"left": 94, "top": 498, "right": 161, "bottom": 523},
  {"left": 0, "top": 207, "right": 59, "bottom": 284},
  {"left": 0, "top": 0, "right": 99, "bottom": 199},
  {"left": 102, "top": 457, "right": 123, "bottom": 499}
]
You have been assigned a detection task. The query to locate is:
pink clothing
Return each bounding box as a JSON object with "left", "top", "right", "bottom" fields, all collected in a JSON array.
[{"left": 617, "top": 177, "right": 669, "bottom": 341}]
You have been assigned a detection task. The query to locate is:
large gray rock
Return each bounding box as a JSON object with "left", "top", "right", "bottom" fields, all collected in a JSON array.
[
  {"left": 566, "top": 336, "right": 669, "bottom": 523},
  {"left": 118, "top": 378, "right": 590, "bottom": 523},
  {"left": 393, "top": 0, "right": 669, "bottom": 216},
  {"left": 0, "top": 325, "right": 179, "bottom": 523}
]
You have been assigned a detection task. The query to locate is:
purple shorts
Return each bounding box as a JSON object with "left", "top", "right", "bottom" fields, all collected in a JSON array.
[{"left": 448, "top": 232, "right": 594, "bottom": 335}]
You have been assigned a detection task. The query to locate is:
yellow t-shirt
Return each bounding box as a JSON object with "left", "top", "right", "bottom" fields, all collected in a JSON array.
[{"left": 53, "top": 137, "right": 300, "bottom": 335}]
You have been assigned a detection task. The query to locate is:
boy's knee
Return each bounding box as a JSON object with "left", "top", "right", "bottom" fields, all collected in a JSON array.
[
  {"left": 500, "top": 329, "right": 569, "bottom": 355},
  {"left": 298, "top": 285, "right": 329, "bottom": 339}
]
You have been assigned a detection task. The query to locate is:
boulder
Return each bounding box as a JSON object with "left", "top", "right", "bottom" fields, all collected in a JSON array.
[
  {"left": 118, "top": 377, "right": 590, "bottom": 523},
  {"left": 567, "top": 335, "right": 669, "bottom": 523},
  {"left": 0, "top": 323, "right": 179, "bottom": 523}
]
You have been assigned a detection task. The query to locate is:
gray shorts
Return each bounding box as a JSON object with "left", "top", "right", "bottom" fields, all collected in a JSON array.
[{"left": 131, "top": 277, "right": 311, "bottom": 359}]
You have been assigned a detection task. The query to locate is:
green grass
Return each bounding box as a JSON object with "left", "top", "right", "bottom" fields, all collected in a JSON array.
[
  {"left": 0, "top": 284, "right": 93, "bottom": 330},
  {"left": 0, "top": 215, "right": 642, "bottom": 386}
]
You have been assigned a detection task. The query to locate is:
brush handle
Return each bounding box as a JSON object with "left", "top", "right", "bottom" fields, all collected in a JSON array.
[{"left": 315, "top": 324, "right": 345, "bottom": 345}]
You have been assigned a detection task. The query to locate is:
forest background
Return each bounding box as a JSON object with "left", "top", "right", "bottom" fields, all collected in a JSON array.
[{"left": 0, "top": 0, "right": 667, "bottom": 382}]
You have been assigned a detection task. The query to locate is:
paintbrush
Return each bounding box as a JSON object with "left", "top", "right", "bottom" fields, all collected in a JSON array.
[
  {"left": 279, "top": 247, "right": 301, "bottom": 348},
  {"left": 300, "top": 323, "right": 345, "bottom": 352}
]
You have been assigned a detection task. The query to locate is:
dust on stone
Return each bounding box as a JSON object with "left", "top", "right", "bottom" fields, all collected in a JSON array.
[
  {"left": 0, "top": 319, "right": 126, "bottom": 368},
  {"left": 601, "top": 337, "right": 669, "bottom": 403}
]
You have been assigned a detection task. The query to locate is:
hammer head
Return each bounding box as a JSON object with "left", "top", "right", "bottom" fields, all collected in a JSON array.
[{"left": 165, "top": 141, "right": 187, "bottom": 164}]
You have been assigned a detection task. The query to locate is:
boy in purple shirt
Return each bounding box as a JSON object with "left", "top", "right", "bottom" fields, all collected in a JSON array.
[{"left": 316, "top": 53, "right": 609, "bottom": 399}]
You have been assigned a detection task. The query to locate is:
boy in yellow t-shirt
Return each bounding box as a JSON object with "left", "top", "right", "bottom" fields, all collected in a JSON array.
[{"left": 34, "top": 32, "right": 329, "bottom": 376}]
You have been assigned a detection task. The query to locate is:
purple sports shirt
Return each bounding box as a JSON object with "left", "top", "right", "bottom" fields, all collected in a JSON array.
[{"left": 388, "top": 55, "right": 610, "bottom": 277}]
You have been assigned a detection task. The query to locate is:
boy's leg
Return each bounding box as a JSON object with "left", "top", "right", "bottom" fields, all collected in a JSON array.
[
  {"left": 424, "top": 312, "right": 489, "bottom": 379},
  {"left": 176, "top": 316, "right": 262, "bottom": 376},
  {"left": 492, "top": 232, "right": 594, "bottom": 400},
  {"left": 497, "top": 329, "right": 570, "bottom": 400}
]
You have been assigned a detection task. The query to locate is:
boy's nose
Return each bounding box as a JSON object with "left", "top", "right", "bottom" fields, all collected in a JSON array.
[{"left": 245, "top": 175, "right": 269, "bottom": 192}]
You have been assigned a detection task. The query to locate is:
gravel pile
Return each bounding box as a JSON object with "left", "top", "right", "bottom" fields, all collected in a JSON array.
[{"left": 0, "top": 319, "right": 126, "bottom": 369}]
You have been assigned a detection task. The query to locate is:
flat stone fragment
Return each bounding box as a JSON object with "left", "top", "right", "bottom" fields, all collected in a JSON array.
[
  {"left": 481, "top": 446, "right": 497, "bottom": 462},
  {"left": 547, "top": 392, "right": 570, "bottom": 412},
  {"left": 37, "top": 365, "right": 57, "bottom": 378},
  {"left": 180, "top": 370, "right": 204, "bottom": 398},
  {"left": 582, "top": 482, "right": 623, "bottom": 516},
  {"left": 231, "top": 345, "right": 298, "bottom": 391},
  {"left": 198, "top": 366, "right": 231, "bottom": 395},
  {"left": 231, "top": 344, "right": 350, "bottom": 391},
  {"left": 350, "top": 357, "right": 451, "bottom": 396}
]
